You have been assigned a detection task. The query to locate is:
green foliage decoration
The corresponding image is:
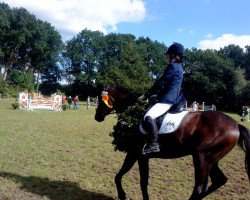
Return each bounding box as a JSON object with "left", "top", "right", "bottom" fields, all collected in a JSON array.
[{"left": 110, "top": 101, "right": 147, "bottom": 152}]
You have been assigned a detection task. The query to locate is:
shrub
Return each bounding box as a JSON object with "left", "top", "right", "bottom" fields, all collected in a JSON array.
[
  {"left": 11, "top": 102, "right": 19, "bottom": 110},
  {"left": 62, "top": 104, "right": 67, "bottom": 111}
]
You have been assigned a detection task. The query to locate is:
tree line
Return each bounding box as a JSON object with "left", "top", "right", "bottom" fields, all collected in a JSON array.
[{"left": 0, "top": 2, "right": 249, "bottom": 111}]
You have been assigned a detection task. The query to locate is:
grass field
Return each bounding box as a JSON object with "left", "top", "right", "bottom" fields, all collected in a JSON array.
[{"left": 0, "top": 98, "right": 249, "bottom": 200}]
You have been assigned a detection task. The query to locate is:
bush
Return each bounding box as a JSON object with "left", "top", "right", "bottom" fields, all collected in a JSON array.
[
  {"left": 62, "top": 104, "right": 67, "bottom": 111},
  {"left": 11, "top": 102, "right": 19, "bottom": 110}
]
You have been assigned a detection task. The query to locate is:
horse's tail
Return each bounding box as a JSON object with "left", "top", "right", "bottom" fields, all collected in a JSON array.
[{"left": 238, "top": 124, "right": 250, "bottom": 181}]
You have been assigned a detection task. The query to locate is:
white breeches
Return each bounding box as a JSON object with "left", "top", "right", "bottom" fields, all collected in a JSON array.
[{"left": 144, "top": 103, "right": 172, "bottom": 120}]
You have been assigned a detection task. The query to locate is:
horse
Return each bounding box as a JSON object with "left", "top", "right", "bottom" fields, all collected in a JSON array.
[{"left": 94, "top": 86, "right": 250, "bottom": 200}]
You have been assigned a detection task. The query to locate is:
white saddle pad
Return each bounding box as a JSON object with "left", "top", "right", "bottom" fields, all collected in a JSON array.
[{"left": 139, "top": 111, "right": 189, "bottom": 135}]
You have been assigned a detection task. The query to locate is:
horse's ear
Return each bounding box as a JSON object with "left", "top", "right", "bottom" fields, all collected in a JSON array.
[
  {"left": 96, "top": 83, "right": 106, "bottom": 92},
  {"left": 96, "top": 83, "right": 103, "bottom": 91},
  {"left": 103, "top": 84, "right": 110, "bottom": 91}
]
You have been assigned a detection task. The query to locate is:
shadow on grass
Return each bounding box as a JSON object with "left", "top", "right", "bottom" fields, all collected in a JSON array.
[{"left": 0, "top": 171, "right": 115, "bottom": 200}]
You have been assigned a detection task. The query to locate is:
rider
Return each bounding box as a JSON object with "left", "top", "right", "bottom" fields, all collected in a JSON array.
[{"left": 138, "top": 42, "right": 186, "bottom": 154}]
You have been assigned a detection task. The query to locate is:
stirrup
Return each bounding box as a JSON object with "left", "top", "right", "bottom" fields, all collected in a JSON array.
[{"left": 142, "top": 143, "right": 160, "bottom": 154}]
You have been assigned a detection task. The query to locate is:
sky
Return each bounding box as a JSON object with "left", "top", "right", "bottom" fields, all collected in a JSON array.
[{"left": 2, "top": 0, "right": 250, "bottom": 50}]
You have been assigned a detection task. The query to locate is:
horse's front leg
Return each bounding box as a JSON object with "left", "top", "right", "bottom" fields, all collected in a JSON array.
[
  {"left": 115, "top": 152, "right": 137, "bottom": 200},
  {"left": 138, "top": 155, "right": 150, "bottom": 200}
]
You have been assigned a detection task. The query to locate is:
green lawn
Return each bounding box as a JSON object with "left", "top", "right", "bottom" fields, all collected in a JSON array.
[{"left": 0, "top": 98, "right": 249, "bottom": 200}]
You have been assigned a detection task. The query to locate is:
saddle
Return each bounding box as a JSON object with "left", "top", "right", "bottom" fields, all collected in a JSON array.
[{"left": 140, "top": 102, "right": 189, "bottom": 135}]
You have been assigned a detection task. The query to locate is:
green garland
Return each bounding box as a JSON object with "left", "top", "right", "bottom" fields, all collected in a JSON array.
[{"left": 110, "top": 101, "right": 147, "bottom": 152}]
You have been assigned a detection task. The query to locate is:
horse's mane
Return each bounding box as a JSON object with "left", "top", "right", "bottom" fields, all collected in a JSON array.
[
  {"left": 114, "top": 86, "right": 139, "bottom": 98},
  {"left": 114, "top": 86, "right": 131, "bottom": 94}
]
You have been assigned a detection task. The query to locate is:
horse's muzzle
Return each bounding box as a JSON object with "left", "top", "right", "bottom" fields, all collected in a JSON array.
[{"left": 95, "top": 115, "right": 105, "bottom": 122}]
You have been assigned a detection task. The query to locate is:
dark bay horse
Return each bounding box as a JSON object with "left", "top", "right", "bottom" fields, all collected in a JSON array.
[{"left": 94, "top": 86, "right": 250, "bottom": 200}]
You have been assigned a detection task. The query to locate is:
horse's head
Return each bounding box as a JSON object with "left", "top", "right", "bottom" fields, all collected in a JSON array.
[
  {"left": 94, "top": 86, "right": 137, "bottom": 122},
  {"left": 95, "top": 90, "right": 115, "bottom": 122}
]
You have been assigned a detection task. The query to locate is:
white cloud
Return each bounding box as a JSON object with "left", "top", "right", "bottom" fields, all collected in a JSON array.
[
  {"left": 177, "top": 28, "right": 184, "bottom": 33},
  {"left": 198, "top": 34, "right": 250, "bottom": 50},
  {"left": 177, "top": 28, "right": 195, "bottom": 34},
  {"left": 2, "top": 0, "right": 146, "bottom": 41},
  {"left": 205, "top": 33, "right": 213, "bottom": 38},
  {"left": 189, "top": 30, "right": 195, "bottom": 34}
]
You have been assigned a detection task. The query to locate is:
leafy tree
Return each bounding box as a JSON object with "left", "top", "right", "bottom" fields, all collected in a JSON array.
[
  {"left": 28, "top": 20, "right": 63, "bottom": 91},
  {"left": 230, "top": 68, "right": 247, "bottom": 108},
  {"left": 63, "top": 29, "right": 105, "bottom": 96},
  {"left": 0, "top": 3, "right": 63, "bottom": 93},
  {"left": 10, "top": 70, "right": 34, "bottom": 92},
  {"left": 0, "top": 3, "right": 11, "bottom": 75},
  {"left": 97, "top": 33, "right": 152, "bottom": 94},
  {"left": 0, "top": 6, "right": 38, "bottom": 81},
  {"left": 218, "top": 45, "right": 245, "bottom": 68},
  {"left": 244, "top": 46, "right": 250, "bottom": 80},
  {"left": 0, "top": 75, "right": 8, "bottom": 97},
  {"left": 136, "top": 37, "right": 166, "bottom": 79},
  {"left": 184, "top": 48, "right": 236, "bottom": 109},
  {"left": 241, "top": 82, "right": 250, "bottom": 105}
]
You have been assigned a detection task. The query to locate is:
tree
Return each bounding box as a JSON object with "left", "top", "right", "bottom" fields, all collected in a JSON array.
[
  {"left": 0, "top": 3, "right": 11, "bottom": 76},
  {"left": 97, "top": 33, "right": 152, "bottom": 94},
  {"left": 28, "top": 20, "right": 63, "bottom": 91},
  {"left": 184, "top": 48, "right": 236, "bottom": 109},
  {"left": 218, "top": 45, "right": 245, "bottom": 69},
  {"left": 10, "top": 70, "right": 34, "bottom": 92},
  {"left": 244, "top": 46, "right": 250, "bottom": 80},
  {"left": 63, "top": 29, "right": 105, "bottom": 96},
  {"left": 0, "top": 6, "right": 38, "bottom": 81},
  {"left": 136, "top": 37, "right": 166, "bottom": 79},
  {"left": 0, "top": 3, "right": 63, "bottom": 93}
]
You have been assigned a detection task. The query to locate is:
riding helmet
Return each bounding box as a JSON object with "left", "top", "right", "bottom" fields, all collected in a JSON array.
[{"left": 166, "top": 42, "right": 185, "bottom": 57}]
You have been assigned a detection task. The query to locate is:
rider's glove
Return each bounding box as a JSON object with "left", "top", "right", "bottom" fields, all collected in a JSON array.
[{"left": 137, "top": 94, "right": 146, "bottom": 101}]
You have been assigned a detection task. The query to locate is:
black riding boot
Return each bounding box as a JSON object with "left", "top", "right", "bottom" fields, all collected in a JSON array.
[{"left": 143, "top": 116, "right": 160, "bottom": 154}]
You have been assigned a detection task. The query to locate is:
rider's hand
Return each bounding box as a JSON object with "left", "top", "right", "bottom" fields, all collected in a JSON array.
[{"left": 138, "top": 94, "right": 146, "bottom": 101}]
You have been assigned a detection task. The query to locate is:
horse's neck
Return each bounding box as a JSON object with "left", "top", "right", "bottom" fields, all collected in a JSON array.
[{"left": 110, "top": 87, "right": 137, "bottom": 113}]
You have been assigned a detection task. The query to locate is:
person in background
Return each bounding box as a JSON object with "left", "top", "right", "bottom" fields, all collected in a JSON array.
[
  {"left": 62, "top": 96, "right": 67, "bottom": 104},
  {"left": 192, "top": 101, "right": 198, "bottom": 111},
  {"left": 67, "top": 96, "right": 72, "bottom": 109},
  {"left": 94, "top": 96, "right": 98, "bottom": 106},
  {"left": 73, "top": 96, "right": 79, "bottom": 110},
  {"left": 87, "top": 96, "right": 91, "bottom": 109}
]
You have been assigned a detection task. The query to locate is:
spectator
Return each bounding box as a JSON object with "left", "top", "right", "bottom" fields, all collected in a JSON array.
[
  {"left": 73, "top": 96, "right": 79, "bottom": 110},
  {"left": 87, "top": 96, "right": 91, "bottom": 109},
  {"left": 192, "top": 101, "right": 198, "bottom": 111},
  {"left": 62, "top": 96, "right": 67, "bottom": 104},
  {"left": 94, "top": 96, "right": 98, "bottom": 106},
  {"left": 67, "top": 96, "right": 72, "bottom": 109},
  {"left": 212, "top": 104, "right": 216, "bottom": 111}
]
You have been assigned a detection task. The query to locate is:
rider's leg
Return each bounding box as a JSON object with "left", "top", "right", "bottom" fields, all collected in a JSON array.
[
  {"left": 143, "top": 116, "right": 160, "bottom": 153},
  {"left": 143, "top": 103, "right": 172, "bottom": 154}
]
